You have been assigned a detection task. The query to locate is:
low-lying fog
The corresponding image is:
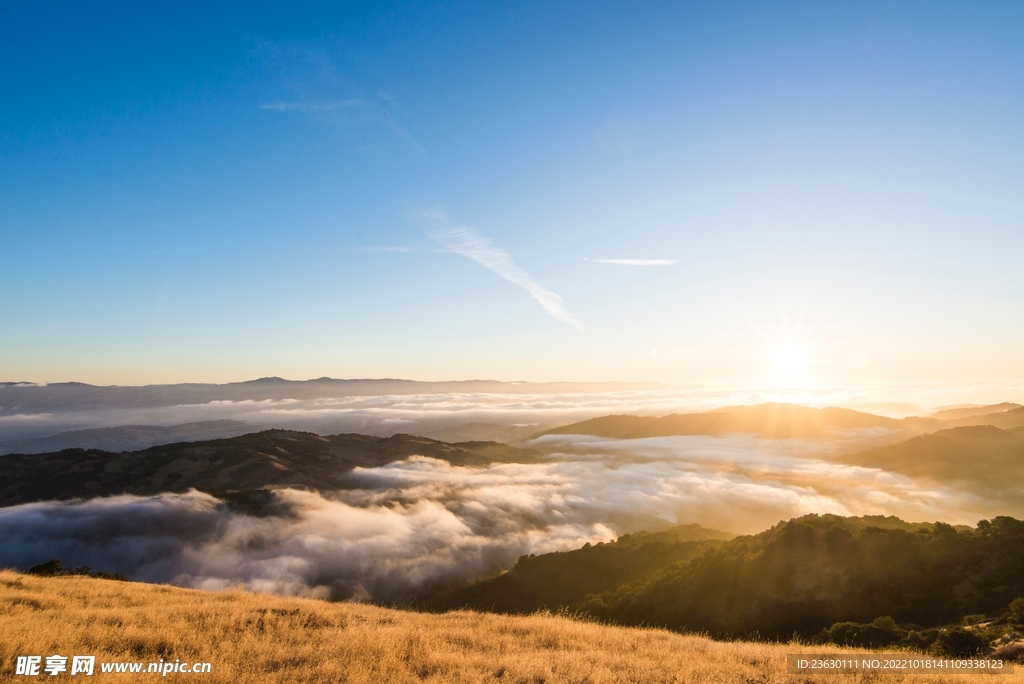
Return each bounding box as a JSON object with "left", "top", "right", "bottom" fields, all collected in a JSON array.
[
  {"left": 5, "top": 381, "right": 1024, "bottom": 443},
  {"left": 0, "top": 433, "right": 1005, "bottom": 602}
]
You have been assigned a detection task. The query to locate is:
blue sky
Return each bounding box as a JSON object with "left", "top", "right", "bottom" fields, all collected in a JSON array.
[{"left": 2, "top": 1, "right": 1023, "bottom": 387}]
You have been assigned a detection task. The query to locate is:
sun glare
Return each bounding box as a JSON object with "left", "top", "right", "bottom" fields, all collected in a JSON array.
[
  {"left": 754, "top": 318, "right": 819, "bottom": 389},
  {"left": 771, "top": 344, "right": 807, "bottom": 380},
  {"left": 774, "top": 344, "right": 806, "bottom": 376}
]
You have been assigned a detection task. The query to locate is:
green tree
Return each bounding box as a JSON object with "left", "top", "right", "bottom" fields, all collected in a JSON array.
[{"left": 1009, "top": 597, "right": 1024, "bottom": 623}]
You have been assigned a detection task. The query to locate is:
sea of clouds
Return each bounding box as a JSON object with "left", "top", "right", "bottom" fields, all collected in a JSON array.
[{"left": 0, "top": 434, "right": 1001, "bottom": 602}]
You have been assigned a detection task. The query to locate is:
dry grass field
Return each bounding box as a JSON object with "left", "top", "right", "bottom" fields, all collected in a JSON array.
[{"left": 0, "top": 569, "right": 1017, "bottom": 683}]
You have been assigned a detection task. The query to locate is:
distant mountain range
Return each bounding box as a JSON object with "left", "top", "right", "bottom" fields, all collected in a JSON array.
[
  {"left": 927, "top": 402, "right": 1022, "bottom": 421},
  {"left": 0, "top": 377, "right": 663, "bottom": 416},
  {"left": 4, "top": 376, "right": 1020, "bottom": 456},
  {"left": 0, "top": 431, "right": 539, "bottom": 508},
  {"left": 941, "top": 406, "right": 1024, "bottom": 429},
  {"left": 0, "top": 420, "right": 254, "bottom": 455}
]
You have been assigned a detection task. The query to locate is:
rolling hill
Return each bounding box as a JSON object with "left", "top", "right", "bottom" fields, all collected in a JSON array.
[
  {"left": 945, "top": 406, "right": 1024, "bottom": 430},
  {"left": 0, "top": 430, "right": 539, "bottom": 508},
  {"left": 540, "top": 402, "right": 942, "bottom": 440},
  {"left": 835, "top": 425, "right": 1024, "bottom": 493},
  {"left": 928, "top": 402, "right": 1023, "bottom": 421}
]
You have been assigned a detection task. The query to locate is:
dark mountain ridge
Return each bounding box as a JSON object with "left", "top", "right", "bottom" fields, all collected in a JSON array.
[{"left": 0, "top": 430, "right": 540, "bottom": 508}]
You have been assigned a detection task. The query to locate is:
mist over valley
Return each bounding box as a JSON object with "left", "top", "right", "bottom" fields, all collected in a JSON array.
[{"left": 4, "top": 386, "right": 1023, "bottom": 639}]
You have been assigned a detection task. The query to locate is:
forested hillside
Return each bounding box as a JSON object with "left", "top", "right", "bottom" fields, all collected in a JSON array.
[
  {"left": 438, "top": 514, "right": 1024, "bottom": 649},
  {"left": 427, "top": 524, "right": 733, "bottom": 613}
]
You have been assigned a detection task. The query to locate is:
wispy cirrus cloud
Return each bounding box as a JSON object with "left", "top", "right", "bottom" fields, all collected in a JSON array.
[
  {"left": 253, "top": 38, "right": 426, "bottom": 154},
  {"left": 584, "top": 258, "right": 677, "bottom": 266},
  {"left": 377, "top": 106, "right": 426, "bottom": 155},
  {"left": 430, "top": 225, "right": 584, "bottom": 331},
  {"left": 260, "top": 99, "right": 363, "bottom": 112},
  {"left": 261, "top": 97, "right": 425, "bottom": 155},
  {"left": 351, "top": 246, "right": 421, "bottom": 253}
]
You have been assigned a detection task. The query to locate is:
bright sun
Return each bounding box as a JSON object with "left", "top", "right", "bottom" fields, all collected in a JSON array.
[
  {"left": 755, "top": 319, "right": 819, "bottom": 388},
  {"left": 770, "top": 343, "right": 808, "bottom": 383}
]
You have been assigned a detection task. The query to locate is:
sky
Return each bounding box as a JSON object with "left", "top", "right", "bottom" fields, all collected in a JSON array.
[{"left": 2, "top": 1, "right": 1023, "bottom": 390}]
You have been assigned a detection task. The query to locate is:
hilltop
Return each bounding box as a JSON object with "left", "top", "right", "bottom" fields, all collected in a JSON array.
[
  {"left": 0, "top": 570, "right": 1005, "bottom": 684},
  {"left": 539, "top": 403, "right": 945, "bottom": 440},
  {"left": 834, "top": 425, "right": 1024, "bottom": 495},
  {"left": 0, "top": 430, "right": 539, "bottom": 508}
]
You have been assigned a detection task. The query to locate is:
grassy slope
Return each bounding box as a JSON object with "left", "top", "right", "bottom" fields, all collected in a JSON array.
[{"left": 0, "top": 571, "right": 998, "bottom": 684}]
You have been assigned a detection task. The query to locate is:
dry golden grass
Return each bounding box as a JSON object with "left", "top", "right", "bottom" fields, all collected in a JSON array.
[{"left": 0, "top": 569, "right": 1017, "bottom": 683}]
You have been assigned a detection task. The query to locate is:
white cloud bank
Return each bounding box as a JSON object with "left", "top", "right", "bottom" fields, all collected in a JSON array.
[{"left": 0, "top": 434, "right": 1001, "bottom": 602}]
